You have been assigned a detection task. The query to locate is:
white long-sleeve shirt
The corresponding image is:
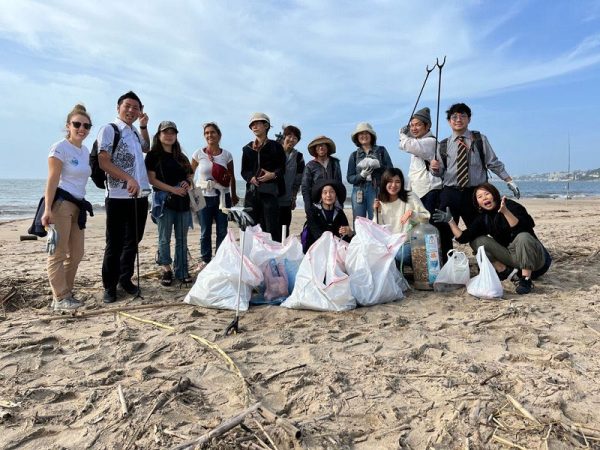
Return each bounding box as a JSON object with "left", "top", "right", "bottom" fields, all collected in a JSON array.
[
  {"left": 375, "top": 192, "right": 430, "bottom": 234},
  {"left": 399, "top": 130, "right": 442, "bottom": 198}
]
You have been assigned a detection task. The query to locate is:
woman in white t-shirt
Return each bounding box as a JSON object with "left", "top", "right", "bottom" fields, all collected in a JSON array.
[
  {"left": 373, "top": 168, "right": 429, "bottom": 267},
  {"left": 42, "top": 104, "right": 93, "bottom": 311},
  {"left": 191, "top": 122, "right": 239, "bottom": 271}
]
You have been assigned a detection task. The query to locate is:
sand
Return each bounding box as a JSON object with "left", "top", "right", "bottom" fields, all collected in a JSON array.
[{"left": 1, "top": 198, "right": 600, "bottom": 449}]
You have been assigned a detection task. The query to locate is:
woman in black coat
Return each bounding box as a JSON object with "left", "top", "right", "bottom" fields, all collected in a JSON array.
[
  {"left": 433, "top": 182, "right": 551, "bottom": 295},
  {"left": 303, "top": 179, "right": 352, "bottom": 253}
]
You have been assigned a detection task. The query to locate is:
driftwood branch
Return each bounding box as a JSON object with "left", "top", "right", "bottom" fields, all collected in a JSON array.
[
  {"left": 117, "top": 385, "right": 128, "bottom": 417},
  {"left": 35, "top": 302, "right": 188, "bottom": 323},
  {"left": 170, "top": 402, "right": 261, "bottom": 450},
  {"left": 263, "top": 363, "right": 306, "bottom": 383},
  {"left": 257, "top": 405, "right": 302, "bottom": 440}
]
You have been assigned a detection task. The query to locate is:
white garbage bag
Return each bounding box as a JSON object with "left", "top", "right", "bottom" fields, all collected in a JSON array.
[
  {"left": 184, "top": 230, "right": 263, "bottom": 310},
  {"left": 346, "top": 217, "right": 408, "bottom": 306},
  {"left": 467, "top": 246, "right": 503, "bottom": 299},
  {"left": 433, "top": 249, "right": 471, "bottom": 292},
  {"left": 281, "top": 232, "right": 356, "bottom": 312}
]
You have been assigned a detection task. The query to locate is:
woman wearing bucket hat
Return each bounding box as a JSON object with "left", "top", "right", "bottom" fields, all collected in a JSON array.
[
  {"left": 301, "top": 135, "right": 343, "bottom": 215},
  {"left": 302, "top": 179, "right": 352, "bottom": 253},
  {"left": 347, "top": 122, "right": 393, "bottom": 221},
  {"left": 191, "top": 122, "right": 239, "bottom": 272},
  {"left": 241, "top": 112, "right": 286, "bottom": 242},
  {"left": 278, "top": 125, "right": 305, "bottom": 236},
  {"left": 146, "top": 121, "right": 194, "bottom": 286}
]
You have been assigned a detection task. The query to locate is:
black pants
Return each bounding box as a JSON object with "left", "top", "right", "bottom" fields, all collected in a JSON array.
[
  {"left": 244, "top": 191, "right": 281, "bottom": 242},
  {"left": 102, "top": 197, "right": 148, "bottom": 289},
  {"left": 279, "top": 206, "right": 293, "bottom": 238},
  {"left": 438, "top": 186, "right": 477, "bottom": 259},
  {"left": 420, "top": 189, "right": 449, "bottom": 263}
]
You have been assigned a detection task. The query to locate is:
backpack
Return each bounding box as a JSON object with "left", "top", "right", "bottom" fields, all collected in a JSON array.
[
  {"left": 437, "top": 130, "right": 487, "bottom": 180},
  {"left": 89, "top": 123, "right": 120, "bottom": 189}
]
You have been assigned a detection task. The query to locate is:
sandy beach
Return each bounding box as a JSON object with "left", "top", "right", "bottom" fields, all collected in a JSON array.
[{"left": 1, "top": 198, "right": 600, "bottom": 449}]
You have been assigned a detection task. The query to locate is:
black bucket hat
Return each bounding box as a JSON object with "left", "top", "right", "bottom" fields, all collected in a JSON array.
[{"left": 311, "top": 179, "right": 347, "bottom": 204}]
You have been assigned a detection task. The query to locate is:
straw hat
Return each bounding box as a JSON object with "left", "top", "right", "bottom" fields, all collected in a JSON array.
[
  {"left": 351, "top": 122, "right": 377, "bottom": 146},
  {"left": 307, "top": 135, "right": 336, "bottom": 157}
]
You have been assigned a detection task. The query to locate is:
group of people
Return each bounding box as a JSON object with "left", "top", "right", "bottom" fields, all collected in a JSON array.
[{"left": 40, "top": 90, "right": 551, "bottom": 311}]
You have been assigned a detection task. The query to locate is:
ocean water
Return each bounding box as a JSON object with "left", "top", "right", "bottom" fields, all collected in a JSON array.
[{"left": 1, "top": 178, "right": 599, "bottom": 223}]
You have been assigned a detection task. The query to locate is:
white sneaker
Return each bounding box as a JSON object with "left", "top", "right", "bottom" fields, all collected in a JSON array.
[{"left": 53, "top": 297, "right": 82, "bottom": 311}]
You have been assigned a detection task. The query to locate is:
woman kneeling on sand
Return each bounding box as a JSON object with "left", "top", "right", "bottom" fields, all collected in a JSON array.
[
  {"left": 433, "top": 182, "right": 551, "bottom": 295},
  {"left": 303, "top": 179, "right": 353, "bottom": 253}
]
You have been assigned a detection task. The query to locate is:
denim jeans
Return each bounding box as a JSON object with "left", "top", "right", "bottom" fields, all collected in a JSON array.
[
  {"left": 198, "top": 194, "right": 229, "bottom": 263},
  {"left": 351, "top": 183, "right": 377, "bottom": 221},
  {"left": 395, "top": 242, "right": 412, "bottom": 267},
  {"left": 156, "top": 207, "right": 191, "bottom": 279}
]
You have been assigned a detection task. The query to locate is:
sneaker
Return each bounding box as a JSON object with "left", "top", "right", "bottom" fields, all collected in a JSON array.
[
  {"left": 161, "top": 270, "right": 173, "bottom": 287},
  {"left": 103, "top": 288, "right": 117, "bottom": 304},
  {"left": 497, "top": 266, "right": 514, "bottom": 281},
  {"left": 119, "top": 279, "right": 140, "bottom": 296},
  {"left": 515, "top": 277, "right": 533, "bottom": 295},
  {"left": 53, "top": 296, "right": 82, "bottom": 311}
]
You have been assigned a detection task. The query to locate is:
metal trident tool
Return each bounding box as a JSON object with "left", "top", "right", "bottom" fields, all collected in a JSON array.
[
  {"left": 223, "top": 207, "right": 254, "bottom": 336},
  {"left": 433, "top": 56, "right": 447, "bottom": 160},
  {"left": 408, "top": 63, "right": 436, "bottom": 124}
]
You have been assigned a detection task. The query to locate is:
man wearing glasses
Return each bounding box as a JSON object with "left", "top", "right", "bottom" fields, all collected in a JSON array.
[
  {"left": 96, "top": 91, "right": 151, "bottom": 303},
  {"left": 430, "top": 103, "right": 520, "bottom": 256}
]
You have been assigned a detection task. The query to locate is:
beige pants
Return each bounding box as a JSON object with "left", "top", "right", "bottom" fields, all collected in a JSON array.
[{"left": 47, "top": 200, "right": 85, "bottom": 300}]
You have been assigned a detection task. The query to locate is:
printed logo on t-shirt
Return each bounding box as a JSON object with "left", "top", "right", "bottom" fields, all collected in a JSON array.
[{"left": 70, "top": 157, "right": 79, "bottom": 166}]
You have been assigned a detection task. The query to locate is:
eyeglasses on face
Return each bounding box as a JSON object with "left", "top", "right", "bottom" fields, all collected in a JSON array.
[
  {"left": 71, "top": 121, "right": 92, "bottom": 130},
  {"left": 450, "top": 113, "right": 468, "bottom": 121}
]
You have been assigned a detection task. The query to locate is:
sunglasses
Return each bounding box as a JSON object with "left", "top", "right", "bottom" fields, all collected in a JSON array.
[{"left": 71, "top": 121, "right": 92, "bottom": 130}]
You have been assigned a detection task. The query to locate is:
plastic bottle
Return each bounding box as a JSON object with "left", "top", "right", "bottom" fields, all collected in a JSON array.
[{"left": 410, "top": 218, "right": 442, "bottom": 290}]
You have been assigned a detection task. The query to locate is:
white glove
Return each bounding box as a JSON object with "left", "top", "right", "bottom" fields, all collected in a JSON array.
[
  {"left": 46, "top": 224, "right": 58, "bottom": 255},
  {"left": 360, "top": 168, "right": 373, "bottom": 180},
  {"left": 507, "top": 181, "right": 520, "bottom": 199}
]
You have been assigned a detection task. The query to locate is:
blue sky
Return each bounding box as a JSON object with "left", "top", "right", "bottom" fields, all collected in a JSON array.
[{"left": 1, "top": 0, "right": 599, "bottom": 180}]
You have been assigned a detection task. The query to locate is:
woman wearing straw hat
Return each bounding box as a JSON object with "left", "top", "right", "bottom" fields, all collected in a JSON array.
[
  {"left": 347, "top": 122, "right": 393, "bottom": 221},
  {"left": 301, "top": 135, "right": 343, "bottom": 215}
]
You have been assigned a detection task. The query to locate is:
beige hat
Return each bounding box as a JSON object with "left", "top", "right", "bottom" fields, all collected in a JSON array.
[
  {"left": 307, "top": 135, "right": 336, "bottom": 157},
  {"left": 351, "top": 122, "right": 377, "bottom": 146},
  {"left": 248, "top": 112, "right": 271, "bottom": 129}
]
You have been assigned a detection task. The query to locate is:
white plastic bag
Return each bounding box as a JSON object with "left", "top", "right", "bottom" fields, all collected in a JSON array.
[
  {"left": 184, "top": 230, "right": 263, "bottom": 310},
  {"left": 466, "top": 246, "right": 503, "bottom": 299},
  {"left": 281, "top": 232, "right": 356, "bottom": 312},
  {"left": 433, "top": 249, "right": 471, "bottom": 292},
  {"left": 346, "top": 217, "right": 408, "bottom": 305}
]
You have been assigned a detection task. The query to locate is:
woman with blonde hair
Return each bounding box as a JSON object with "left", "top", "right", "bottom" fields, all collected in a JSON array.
[{"left": 41, "top": 104, "right": 94, "bottom": 310}]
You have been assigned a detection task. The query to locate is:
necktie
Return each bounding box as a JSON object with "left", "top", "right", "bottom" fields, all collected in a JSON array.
[{"left": 456, "top": 136, "right": 469, "bottom": 188}]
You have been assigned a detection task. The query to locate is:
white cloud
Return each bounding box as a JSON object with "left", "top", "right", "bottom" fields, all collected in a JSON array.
[{"left": 1, "top": 0, "right": 600, "bottom": 178}]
